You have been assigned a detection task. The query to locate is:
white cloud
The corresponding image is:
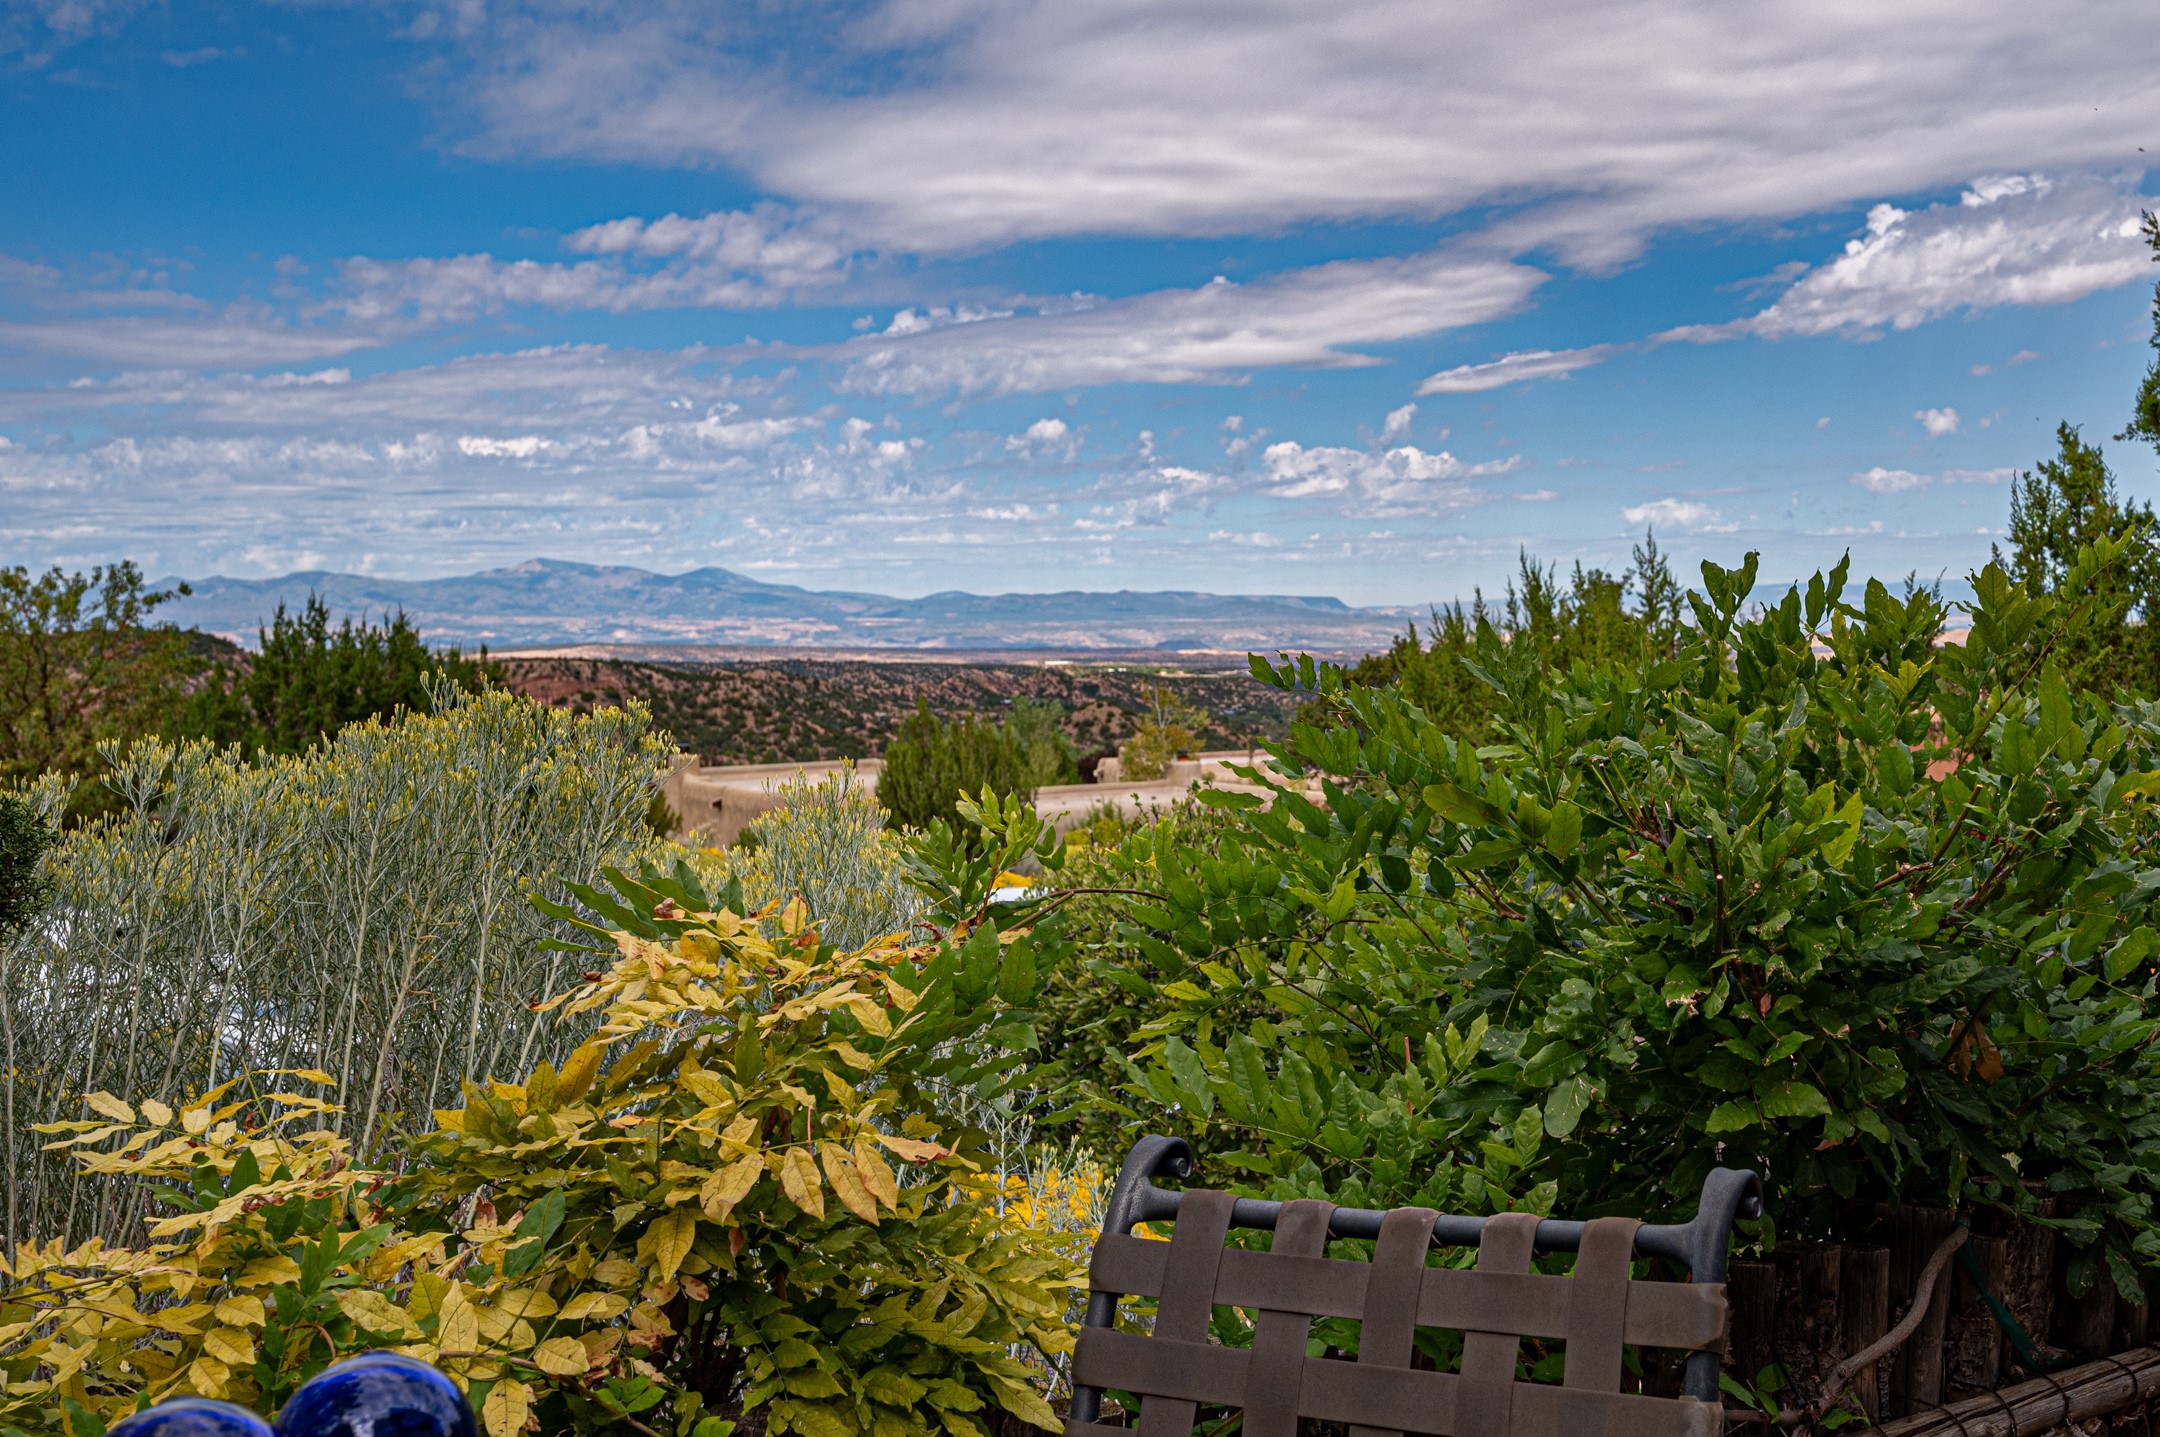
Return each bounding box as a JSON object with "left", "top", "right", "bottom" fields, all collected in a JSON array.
[
  {"left": 1852, "top": 467, "right": 1930, "bottom": 494},
  {"left": 457, "top": 434, "right": 549, "bottom": 458},
  {"left": 435, "top": 1, "right": 2160, "bottom": 263},
  {"left": 1416, "top": 174, "right": 2155, "bottom": 393},
  {"left": 0, "top": 314, "right": 386, "bottom": 368},
  {"left": 838, "top": 249, "right": 1542, "bottom": 394},
  {"left": 1419, "top": 345, "right": 1619, "bottom": 395},
  {"left": 1382, "top": 402, "right": 1416, "bottom": 439},
  {"left": 1261, "top": 440, "right": 1519, "bottom": 511},
  {"left": 1620, "top": 498, "right": 1717, "bottom": 527},
  {"left": 1850, "top": 465, "right": 2014, "bottom": 494},
  {"left": 1727, "top": 176, "right": 2150, "bottom": 339},
  {"left": 1005, "top": 415, "right": 1076, "bottom": 454},
  {"left": 323, "top": 204, "right": 854, "bottom": 327},
  {"left": 1916, "top": 406, "right": 1961, "bottom": 437},
  {"left": 1517, "top": 489, "right": 1559, "bottom": 502}
]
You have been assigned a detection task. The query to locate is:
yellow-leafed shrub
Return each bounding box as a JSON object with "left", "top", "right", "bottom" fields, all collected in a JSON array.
[
  {"left": 412, "top": 893, "right": 1080, "bottom": 1437},
  {"left": 0, "top": 1078, "right": 551, "bottom": 1434}
]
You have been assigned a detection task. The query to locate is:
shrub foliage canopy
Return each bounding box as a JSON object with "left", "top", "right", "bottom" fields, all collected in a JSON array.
[{"left": 1032, "top": 540, "right": 2160, "bottom": 1297}]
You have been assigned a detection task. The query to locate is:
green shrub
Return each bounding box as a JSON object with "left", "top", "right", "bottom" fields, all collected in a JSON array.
[
  {"left": 878, "top": 701, "right": 1033, "bottom": 831},
  {"left": 0, "top": 561, "right": 197, "bottom": 796},
  {"left": 0, "top": 794, "right": 51, "bottom": 944},
  {"left": 178, "top": 596, "right": 495, "bottom": 758},
  {"left": 1346, "top": 536, "right": 1685, "bottom": 739},
  {"left": 1007, "top": 697, "right": 1079, "bottom": 788},
  {"left": 998, "top": 543, "right": 2160, "bottom": 1298}
]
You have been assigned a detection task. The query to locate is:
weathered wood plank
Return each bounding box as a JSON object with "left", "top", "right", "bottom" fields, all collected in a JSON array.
[
  {"left": 1855, "top": 1345, "right": 2160, "bottom": 1437},
  {"left": 1897, "top": 1208, "right": 1958, "bottom": 1416},
  {"left": 1842, "top": 1245, "right": 1892, "bottom": 1421},
  {"left": 1778, "top": 1243, "right": 1846, "bottom": 1410},
  {"left": 1947, "top": 1233, "right": 2009, "bottom": 1398},
  {"left": 1724, "top": 1259, "right": 1779, "bottom": 1395}
]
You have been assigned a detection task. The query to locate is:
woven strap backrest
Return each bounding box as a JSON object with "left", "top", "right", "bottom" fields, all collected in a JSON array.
[{"left": 1068, "top": 1193, "right": 1725, "bottom": 1437}]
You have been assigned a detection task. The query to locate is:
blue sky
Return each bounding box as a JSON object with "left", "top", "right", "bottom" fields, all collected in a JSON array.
[{"left": 2, "top": 1, "right": 2158, "bottom": 607}]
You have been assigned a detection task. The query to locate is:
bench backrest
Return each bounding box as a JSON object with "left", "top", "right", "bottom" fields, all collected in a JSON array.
[{"left": 1066, "top": 1138, "right": 1760, "bottom": 1437}]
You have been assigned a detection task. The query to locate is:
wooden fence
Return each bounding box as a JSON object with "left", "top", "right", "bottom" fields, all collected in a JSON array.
[{"left": 1722, "top": 1204, "right": 2147, "bottom": 1423}]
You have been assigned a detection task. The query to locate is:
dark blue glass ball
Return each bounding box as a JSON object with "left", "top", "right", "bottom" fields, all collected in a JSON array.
[
  {"left": 273, "top": 1351, "right": 478, "bottom": 1437},
  {"left": 109, "top": 1397, "right": 276, "bottom": 1437}
]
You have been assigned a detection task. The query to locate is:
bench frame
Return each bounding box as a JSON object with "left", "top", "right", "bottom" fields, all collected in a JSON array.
[{"left": 1068, "top": 1135, "right": 1763, "bottom": 1433}]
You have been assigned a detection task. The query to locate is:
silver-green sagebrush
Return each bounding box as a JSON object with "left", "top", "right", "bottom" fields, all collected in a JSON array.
[{"left": 0, "top": 682, "right": 669, "bottom": 1247}]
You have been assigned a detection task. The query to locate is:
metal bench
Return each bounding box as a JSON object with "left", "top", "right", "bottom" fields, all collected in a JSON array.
[{"left": 1067, "top": 1136, "right": 1762, "bottom": 1437}]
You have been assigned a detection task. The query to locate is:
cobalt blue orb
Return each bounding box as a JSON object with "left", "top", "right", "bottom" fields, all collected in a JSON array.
[
  {"left": 109, "top": 1398, "right": 276, "bottom": 1437},
  {"left": 273, "top": 1351, "right": 478, "bottom": 1437}
]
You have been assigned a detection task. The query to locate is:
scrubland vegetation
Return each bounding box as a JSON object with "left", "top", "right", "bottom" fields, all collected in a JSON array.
[{"left": 1, "top": 213, "right": 2159, "bottom": 1437}]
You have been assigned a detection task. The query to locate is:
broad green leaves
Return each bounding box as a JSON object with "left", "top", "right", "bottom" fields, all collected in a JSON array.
[{"left": 1037, "top": 542, "right": 2160, "bottom": 1287}]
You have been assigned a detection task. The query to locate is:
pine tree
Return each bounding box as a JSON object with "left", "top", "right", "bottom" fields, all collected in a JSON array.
[
  {"left": 1998, "top": 424, "right": 2160, "bottom": 697},
  {"left": 876, "top": 700, "right": 1034, "bottom": 830},
  {"left": 179, "top": 596, "right": 496, "bottom": 756}
]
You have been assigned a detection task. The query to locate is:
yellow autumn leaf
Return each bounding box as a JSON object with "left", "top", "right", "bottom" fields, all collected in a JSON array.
[
  {"left": 682, "top": 1071, "right": 732, "bottom": 1108},
  {"left": 531, "top": 1336, "right": 588, "bottom": 1376},
  {"left": 644, "top": 1206, "right": 697, "bottom": 1281},
  {"left": 820, "top": 1143, "right": 880, "bottom": 1223},
  {"left": 829, "top": 1040, "right": 877, "bottom": 1070},
  {"left": 592, "top": 1257, "right": 640, "bottom": 1288},
  {"left": 853, "top": 1137, "right": 900, "bottom": 1210},
  {"left": 997, "top": 1382, "right": 1060, "bottom": 1429},
  {"left": 372, "top": 1231, "right": 449, "bottom": 1272},
  {"left": 780, "top": 1147, "right": 825, "bottom": 1219},
  {"left": 492, "top": 1287, "right": 557, "bottom": 1321},
  {"left": 874, "top": 1134, "right": 952, "bottom": 1164},
  {"left": 779, "top": 896, "right": 809, "bottom": 935},
  {"left": 558, "top": 1292, "right": 630, "bottom": 1322},
  {"left": 409, "top": 1272, "right": 450, "bottom": 1320},
  {"left": 438, "top": 1285, "right": 480, "bottom": 1354},
  {"left": 214, "top": 1294, "right": 265, "bottom": 1327},
  {"left": 236, "top": 1255, "right": 303, "bottom": 1287},
  {"left": 556, "top": 1041, "right": 605, "bottom": 1103},
  {"left": 188, "top": 1354, "right": 232, "bottom": 1397},
  {"left": 202, "top": 1326, "right": 256, "bottom": 1366},
  {"left": 140, "top": 1098, "right": 174, "bottom": 1127},
  {"left": 482, "top": 1377, "right": 532, "bottom": 1437},
  {"left": 84, "top": 1091, "right": 135, "bottom": 1124},
  {"left": 337, "top": 1288, "right": 422, "bottom": 1339},
  {"left": 843, "top": 997, "right": 892, "bottom": 1038},
  {"left": 700, "top": 1154, "right": 764, "bottom": 1221}
]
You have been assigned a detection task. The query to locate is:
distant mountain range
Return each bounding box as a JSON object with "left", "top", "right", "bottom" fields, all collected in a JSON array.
[{"left": 157, "top": 558, "right": 1422, "bottom": 653}]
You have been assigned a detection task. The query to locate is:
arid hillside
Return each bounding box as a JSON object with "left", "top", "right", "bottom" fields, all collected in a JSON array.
[{"left": 496, "top": 653, "right": 1303, "bottom": 765}]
